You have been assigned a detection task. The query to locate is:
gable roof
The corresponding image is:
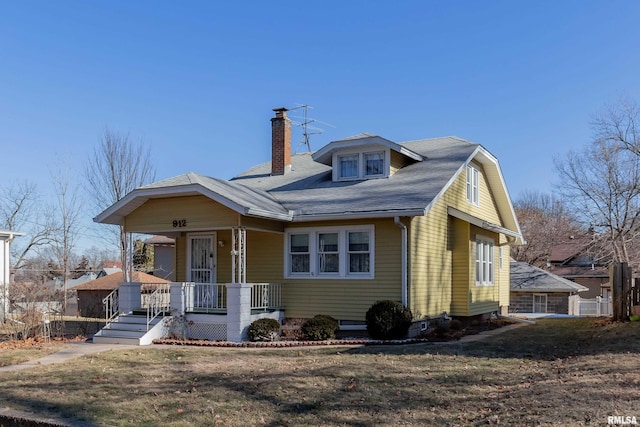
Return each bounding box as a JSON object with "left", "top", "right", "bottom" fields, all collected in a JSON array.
[
  {"left": 74, "top": 271, "right": 168, "bottom": 291},
  {"left": 94, "top": 135, "right": 523, "bottom": 244},
  {"left": 510, "top": 261, "right": 589, "bottom": 293}
]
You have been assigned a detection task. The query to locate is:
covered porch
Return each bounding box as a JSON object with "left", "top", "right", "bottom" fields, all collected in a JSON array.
[
  {"left": 95, "top": 223, "right": 287, "bottom": 343},
  {"left": 102, "top": 280, "right": 284, "bottom": 343}
]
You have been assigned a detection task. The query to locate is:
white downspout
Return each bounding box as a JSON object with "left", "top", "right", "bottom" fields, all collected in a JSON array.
[{"left": 394, "top": 216, "right": 408, "bottom": 307}]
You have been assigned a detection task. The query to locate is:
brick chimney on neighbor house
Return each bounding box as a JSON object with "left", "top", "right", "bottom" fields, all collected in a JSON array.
[{"left": 271, "top": 107, "right": 291, "bottom": 175}]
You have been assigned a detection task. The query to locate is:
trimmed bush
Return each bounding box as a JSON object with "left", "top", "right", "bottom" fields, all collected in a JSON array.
[
  {"left": 365, "top": 300, "right": 413, "bottom": 340},
  {"left": 302, "top": 315, "right": 339, "bottom": 341},
  {"left": 247, "top": 318, "right": 281, "bottom": 342}
]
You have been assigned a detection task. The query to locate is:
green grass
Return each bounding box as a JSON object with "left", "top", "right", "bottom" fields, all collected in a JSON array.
[{"left": 0, "top": 318, "right": 639, "bottom": 426}]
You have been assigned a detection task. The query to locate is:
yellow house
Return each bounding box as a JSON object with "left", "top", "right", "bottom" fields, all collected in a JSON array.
[{"left": 93, "top": 108, "right": 523, "bottom": 344}]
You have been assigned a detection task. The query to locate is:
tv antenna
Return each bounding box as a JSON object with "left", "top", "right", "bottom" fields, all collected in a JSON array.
[{"left": 289, "top": 104, "right": 334, "bottom": 153}]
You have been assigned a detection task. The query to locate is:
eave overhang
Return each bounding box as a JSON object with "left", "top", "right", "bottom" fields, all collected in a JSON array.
[
  {"left": 448, "top": 206, "right": 524, "bottom": 244},
  {"left": 94, "top": 184, "right": 293, "bottom": 226}
]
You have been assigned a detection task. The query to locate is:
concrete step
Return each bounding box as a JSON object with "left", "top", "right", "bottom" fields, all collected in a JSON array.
[
  {"left": 92, "top": 335, "right": 141, "bottom": 345},
  {"left": 96, "top": 328, "right": 147, "bottom": 338}
]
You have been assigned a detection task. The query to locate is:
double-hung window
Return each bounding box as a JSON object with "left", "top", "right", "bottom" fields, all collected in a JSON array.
[
  {"left": 338, "top": 154, "right": 359, "bottom": 179},
  {"left": 289, "top": 234, "right": 310, "bottom": 273},
  {"left": 364, "top": 152, "right": 384, "bottom": 177},
  {"left": 466, "top": 164, "right": 479, "bottom": 205},
  {"left": 286, "top": 226, "right": 374, "bottom": 278},
  {"left": 475, "top": 237, "right": 494, "bottom": 286}
]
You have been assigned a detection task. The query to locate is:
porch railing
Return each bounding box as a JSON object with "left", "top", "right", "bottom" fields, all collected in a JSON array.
[
  {"left": 251, "top": 283, "right": 283, "bottom": 310},
  {"left": 185, "top": 283, "right": 228, "bottom": 313},
  {"left": 103, "top": 289, "right": 119, "bottom": 323},
  {"left": 184, "top": 282, "right": 283, "bottom": 313},
  {"left": 143, "top": 283, "right": 171, "bottom": 330}
]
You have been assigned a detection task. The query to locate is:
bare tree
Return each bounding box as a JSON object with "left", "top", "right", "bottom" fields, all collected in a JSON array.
[
  {"left": 512, "top": 191, "right": 582, "bottom": 268},
  {"left": 84, "top": 128, "right": 156, "bottom": 280},
  {"left": 0, "top": 181, "right": 58, "bottom": 270},
  {"left": 555, "top": 106, "right": 640, "bottom": 269},
  {"left": 592, "top": 98, "right": 640, "bottom": 155},
  {"left": 51, "top": 159, "right": 83, "bottom": 315}
]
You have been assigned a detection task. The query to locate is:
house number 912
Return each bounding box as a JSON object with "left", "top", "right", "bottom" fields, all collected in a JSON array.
[{"left": 172, "top": 219, "right": 187, "bottom": 228}]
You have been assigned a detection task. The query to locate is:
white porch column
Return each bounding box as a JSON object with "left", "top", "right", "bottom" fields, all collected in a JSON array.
[
  {"left": 226, "top": 282, "right": 252, "bottom": 342},
  {"left": 118, "top": 282, "right": 141, "bottom": 314},
  {"left": 231, "top": 227, "right": 246, "bottom": 284}
]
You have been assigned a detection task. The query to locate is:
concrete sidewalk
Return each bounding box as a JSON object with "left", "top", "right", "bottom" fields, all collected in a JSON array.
[{"left": 0, "top": 342, "right": 136, "bottom": 373}]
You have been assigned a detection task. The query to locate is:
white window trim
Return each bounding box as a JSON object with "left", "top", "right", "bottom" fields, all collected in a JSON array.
[
  {"left": 475, "top": 235, "right": 494, "bottom": 286},
  {"left": 533, "top": 293, "right": 547, "bottom": 313},
  {"left": 284, "top": 225, "right": 375, "bottom": 279},
  {"left": 332, "top": 148, "right": 390, "bottom": 182},
  {"left": 466, "top": 164, "right": 480, "bottom": 206}
]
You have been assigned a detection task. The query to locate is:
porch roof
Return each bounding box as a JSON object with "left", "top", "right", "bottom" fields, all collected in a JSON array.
[{"left": 94, "top": 172, "right": 293, "bottom": 225}]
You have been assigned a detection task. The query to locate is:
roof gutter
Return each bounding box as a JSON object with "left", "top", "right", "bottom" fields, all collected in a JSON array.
[
  {"left": 394, "top": 216, "right": 408, "bottom": 307},
  {"left": 292, "top": 208, "right": 426, "bottom": 223}
]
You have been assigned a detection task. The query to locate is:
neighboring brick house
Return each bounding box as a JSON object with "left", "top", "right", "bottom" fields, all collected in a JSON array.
[{"left": 510, "top": 260, "right": 588, "bottom": 314}]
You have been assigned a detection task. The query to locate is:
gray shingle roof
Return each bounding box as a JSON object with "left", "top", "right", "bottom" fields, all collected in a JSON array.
[
  {"left": 510, "top": 261, "right": 589, "bottom": 293},
  {"left": 231, "top": 136, "right": 479, "bottom": 219}
]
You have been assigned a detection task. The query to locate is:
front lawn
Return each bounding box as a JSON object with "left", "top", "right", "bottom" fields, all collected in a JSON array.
[{"left": 0, "top": 317, "right": 638, "bottom": 426}]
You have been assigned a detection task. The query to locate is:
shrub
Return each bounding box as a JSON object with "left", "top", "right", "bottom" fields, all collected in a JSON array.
[
  {"left": 247, "top": 318, "right": 281, "bottom": 342},
  {"left": 365, "top": 300, "right": 413, "bottom": 340},
  {"left": 449, "top": 318, "right": 463, "bottom": 331},
  {"left": 302, "top": 315, "right": 339, "bottom": 341}
]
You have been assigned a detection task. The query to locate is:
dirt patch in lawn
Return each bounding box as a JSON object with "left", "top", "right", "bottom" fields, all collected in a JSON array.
[{"left": 0, "top": 318, "right": 638, "bottom": 426}]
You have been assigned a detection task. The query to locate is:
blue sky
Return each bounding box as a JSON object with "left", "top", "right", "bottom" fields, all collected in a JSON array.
[{"left": 2, "top": 1, "right": 640, "bottom": 252}]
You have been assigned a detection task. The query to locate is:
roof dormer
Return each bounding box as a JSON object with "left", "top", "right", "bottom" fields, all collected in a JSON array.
[{"left": 312, "top": 134, "right": 423, "bottom": 182}]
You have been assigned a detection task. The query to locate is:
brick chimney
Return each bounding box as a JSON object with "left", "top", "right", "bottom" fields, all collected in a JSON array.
[{"left": 271, "top": 107, "right": 291, "bottom": 175}]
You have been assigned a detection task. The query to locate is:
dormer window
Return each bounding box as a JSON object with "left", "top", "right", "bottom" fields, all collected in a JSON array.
[
  {"left": 311, "top": 134, "right": 424, "bottom": 183},
  {"left": 364, "top": 152, "right": 384, "bottom": 176},
  {"left": 338, "top": 154, "right": 359, "bottom": 179},
  {"left": 334, "top": 150, "right": 389, "bottom": 181}
]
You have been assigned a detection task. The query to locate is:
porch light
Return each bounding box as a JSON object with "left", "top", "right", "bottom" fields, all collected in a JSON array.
[{"left": 218, "top": 240, "right": 225, "bottom": 247}]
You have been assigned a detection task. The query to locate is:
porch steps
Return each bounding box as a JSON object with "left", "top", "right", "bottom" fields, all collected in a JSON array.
[{"left": 93, "top": 313, "right": 171, "bottom": 346}]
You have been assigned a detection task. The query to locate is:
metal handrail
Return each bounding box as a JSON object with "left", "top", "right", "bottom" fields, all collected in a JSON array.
[
  {"left": 103, "top": 289, "right": 119, "bottom": 324},
  {"left": 146, "top": 284, "right": 171, "bottom": 330}
]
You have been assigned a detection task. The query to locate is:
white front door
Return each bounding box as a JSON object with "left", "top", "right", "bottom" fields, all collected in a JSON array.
[{"left": 188, "top": 233, "right": 216, "bottom": 283}]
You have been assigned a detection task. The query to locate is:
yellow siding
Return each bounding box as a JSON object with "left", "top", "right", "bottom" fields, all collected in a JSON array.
[
  {"left": 466, "top": 162, "right": 503, "bottom": 225},
  {"left": 450, "top": 217, "right": 471, "bottom": 316},
  {"left": 390, "top": 150, "right": 412, "bottom": 175},
  {"left": 282, "top": 218, "right": 402, "bottom": 321},
  {"left": 410, "top": 161, "right": 510, "bottom": 318},
  {"left": 241, "top": 216, "right": 285, "bottom": 233},
  {"left": 124, "top": 195, "right": 239, "bottom": 233}
]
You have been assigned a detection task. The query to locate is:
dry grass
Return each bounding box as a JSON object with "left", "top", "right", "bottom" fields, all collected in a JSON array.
[
  {"left": 0, "top": 318, "right": 639, "bottom": 426},
  {"left": 0, "top": 338, "right": 66, "bottom": 367}
]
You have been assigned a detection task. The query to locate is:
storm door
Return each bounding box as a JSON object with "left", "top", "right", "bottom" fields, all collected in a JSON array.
[{"left": 188, "top": 233, "right": 217, "bottom": 284}]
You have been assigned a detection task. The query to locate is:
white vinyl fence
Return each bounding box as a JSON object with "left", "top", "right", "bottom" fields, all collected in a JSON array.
[{"left": 569, "top": 295, "right": 612, "bottom": 317}]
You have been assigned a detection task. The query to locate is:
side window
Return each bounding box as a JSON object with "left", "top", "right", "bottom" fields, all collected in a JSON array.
[
  {"left": 475, "top": 237, "right": 494, "bottom": 285},
  {"left": 466, "top": 165, "right": 479, "bottom": 205}
]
